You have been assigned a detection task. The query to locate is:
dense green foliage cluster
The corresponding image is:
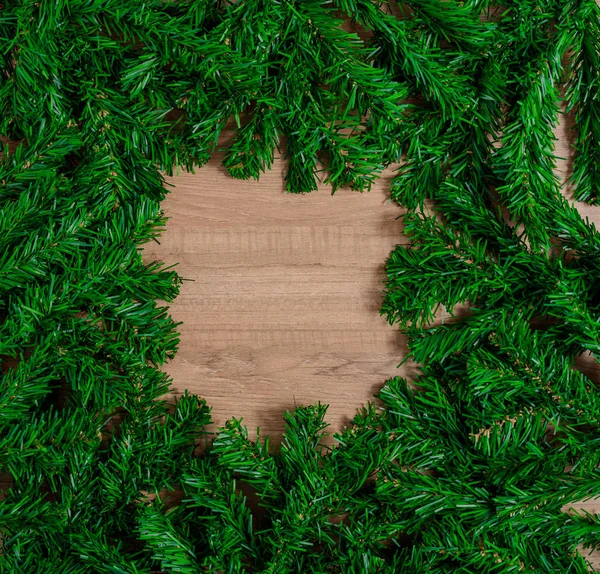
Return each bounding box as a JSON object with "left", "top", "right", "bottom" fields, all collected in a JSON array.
[{"left": 1, "top": 0, "right": 600, "bottom": 571}]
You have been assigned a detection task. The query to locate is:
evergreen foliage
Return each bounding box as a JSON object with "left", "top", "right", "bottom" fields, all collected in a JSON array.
[{"left": 1, "top": 0, "right": 600, "bottom": 571}]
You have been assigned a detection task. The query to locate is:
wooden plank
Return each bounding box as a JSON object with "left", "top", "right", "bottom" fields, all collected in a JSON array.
[{"left": 143, "top": 158, "right": 408, "bottom": 441}]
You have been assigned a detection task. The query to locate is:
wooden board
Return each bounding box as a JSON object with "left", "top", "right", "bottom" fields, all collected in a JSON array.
[{"left": 143, "top": 156, "right": 409, "bottom": 441}]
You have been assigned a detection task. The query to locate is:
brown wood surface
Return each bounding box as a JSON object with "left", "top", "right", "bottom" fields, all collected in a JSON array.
[{"left": 143, "top": 157, "right": 409, "bottom": 441}]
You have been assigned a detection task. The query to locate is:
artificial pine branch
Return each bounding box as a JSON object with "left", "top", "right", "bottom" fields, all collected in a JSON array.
[
  {"left": 1, "top": 0, "right": 600, "bottom": 572},
  {"left": 564, "top": 0, "right": 600, "bottom": 204}
]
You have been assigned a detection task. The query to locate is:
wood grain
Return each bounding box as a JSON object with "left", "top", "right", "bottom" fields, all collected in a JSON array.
[{"left": 143, "top": 157, "right": 411, "bottom": 441}]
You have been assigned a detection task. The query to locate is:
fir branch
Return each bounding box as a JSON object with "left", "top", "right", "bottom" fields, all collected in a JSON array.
[
  {"left": 1, "top": 1, "right": 600, "bottom": 571},
  {"left": 564, "top": 0, "right": 600, "bottom": 204}
]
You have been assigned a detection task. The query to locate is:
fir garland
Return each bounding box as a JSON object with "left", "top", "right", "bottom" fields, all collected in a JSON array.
[{"left": 1, "top": 0, "right": 600, "bottom": 572}]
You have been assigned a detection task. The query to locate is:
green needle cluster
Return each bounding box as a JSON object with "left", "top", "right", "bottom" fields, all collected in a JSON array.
[{"left": 1, "top": 0, "right": 600, "bottom": 571}]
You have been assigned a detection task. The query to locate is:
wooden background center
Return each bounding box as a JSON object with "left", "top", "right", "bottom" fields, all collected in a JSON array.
[{"left": 143, "top": 153, "right": 410, "bottom": 440}]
